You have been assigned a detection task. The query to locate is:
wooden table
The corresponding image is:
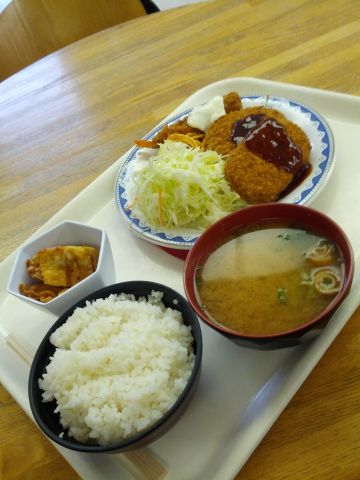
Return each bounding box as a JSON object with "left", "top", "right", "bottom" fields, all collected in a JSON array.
[{"left": 1, "top": 0, "right": 360, "bottom": 478}]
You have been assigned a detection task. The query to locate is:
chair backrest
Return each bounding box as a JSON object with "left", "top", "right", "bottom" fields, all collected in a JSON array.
[{"left": 0, "top": 0, "right": 148, "bottom": 80}]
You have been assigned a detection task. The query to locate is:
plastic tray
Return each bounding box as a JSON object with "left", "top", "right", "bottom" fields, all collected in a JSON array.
[{"left": 1, "top": 77, "right": 360, "bottom": 480}]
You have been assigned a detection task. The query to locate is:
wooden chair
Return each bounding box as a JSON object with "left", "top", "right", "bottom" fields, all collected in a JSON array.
[{"left": 0, "top": 0, "right": 158, "bottom": 80}]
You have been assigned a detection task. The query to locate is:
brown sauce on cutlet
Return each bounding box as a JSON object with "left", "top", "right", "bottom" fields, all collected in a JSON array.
[
  {"left": 244, "top": 118, "right": 304, "bottom": 176},
  {"left": 279, "top": 163, "right": 312, "bottom": 198},
  {"left": 231, "top": 114, "right": 266, "bottom": 142}
]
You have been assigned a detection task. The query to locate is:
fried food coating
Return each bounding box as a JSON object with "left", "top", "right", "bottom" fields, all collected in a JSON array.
[
  {"left": 204, "top": 106, "right": 311, "bottom": 160},
  {"left": 223, "top": 92, "right": 242, "bottom": 113},
  {"left": 206, "top": 106, "right": 312, "bottom": 203},
  {"left": 203, "top": 110, "right": 246, "bottom": 155},
  {"left": 224, "top": 145, "right": 293, "bottom": 203}
]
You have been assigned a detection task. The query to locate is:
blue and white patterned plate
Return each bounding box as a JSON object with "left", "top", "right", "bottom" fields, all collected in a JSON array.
[{"left": 115, "top": 95, "right": 334, "bottom": 251}]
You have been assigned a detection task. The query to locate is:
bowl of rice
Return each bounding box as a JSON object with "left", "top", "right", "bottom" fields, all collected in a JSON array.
[{"left": 28, "top": 281, "right": 202, "bottom": 453}]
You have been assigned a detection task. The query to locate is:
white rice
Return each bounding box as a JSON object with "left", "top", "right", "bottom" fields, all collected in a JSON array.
[{"left": 39, "top": 291, "right": 195, "bottom": 446}]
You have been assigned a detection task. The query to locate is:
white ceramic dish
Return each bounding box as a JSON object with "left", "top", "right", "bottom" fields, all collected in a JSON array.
[
  {"left": 7, "top": 220, "right": 116, "bottom": 316},
  {"left": 1, "top": 78, "right": 360, "bottom": 480},
  {"left": 115, "top": 95, "right": 334, "bottom": 250}
]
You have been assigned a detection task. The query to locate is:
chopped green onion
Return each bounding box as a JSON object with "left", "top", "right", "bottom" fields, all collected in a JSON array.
[
  {"left": 277, "top": 287, "right": 288, "bottom": 304},
  {"left": 300, "top": 271, "right": 312, "bottom": 285},
  {"left": 277, "top": 233, "right": 291, "bottom": 240}
]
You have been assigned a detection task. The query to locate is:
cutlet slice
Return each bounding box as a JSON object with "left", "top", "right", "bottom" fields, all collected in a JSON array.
[
  {"left": 224, "top": 144, "right": 293, "bottom": 203},
  {"left": 203, "top": 106, "right": 311, "bottom": 162},
  {"left": 203, "top": 111, "right": 246, "bottom": 155}
]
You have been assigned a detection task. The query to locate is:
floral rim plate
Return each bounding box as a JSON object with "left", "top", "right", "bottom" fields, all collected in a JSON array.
[{"left": 115, "top": 95, "right": 335, "bottom": 250}]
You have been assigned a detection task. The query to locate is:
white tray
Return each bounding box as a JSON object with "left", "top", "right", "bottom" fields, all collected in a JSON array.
[{"left": 1, "top": 77, "right": 360, "bottom": 480}]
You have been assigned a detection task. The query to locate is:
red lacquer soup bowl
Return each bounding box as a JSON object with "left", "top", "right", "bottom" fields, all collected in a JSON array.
[{"left": 184, "top": 203, "right": 354, "bottom": 349}]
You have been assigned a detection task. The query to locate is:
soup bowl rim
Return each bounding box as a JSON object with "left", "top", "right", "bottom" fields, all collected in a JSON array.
[{"left": 183, "top": 203, "right": 355, "bottom": 340}]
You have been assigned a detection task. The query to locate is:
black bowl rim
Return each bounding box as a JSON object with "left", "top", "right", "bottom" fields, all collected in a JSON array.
[
  {"left": 184, "top": 203, "right": 355, "bottom": 340},
  {"left": 28, "top": 280, "right": 203, "bottom": 453}
]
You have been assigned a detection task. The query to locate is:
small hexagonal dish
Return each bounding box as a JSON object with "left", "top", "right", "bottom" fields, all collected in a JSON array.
[{"left": 7, "top": 220, "right": 116, "bottom": 316}]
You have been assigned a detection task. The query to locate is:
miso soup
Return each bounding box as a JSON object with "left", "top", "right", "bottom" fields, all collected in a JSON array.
[{"left": 195, "top": 225, "right": 344, "bottom": 335}]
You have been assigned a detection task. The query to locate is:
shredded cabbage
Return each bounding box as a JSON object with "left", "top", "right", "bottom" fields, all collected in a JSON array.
[{"left": 130, "top": 141, "right": 246, "bottom": 229}]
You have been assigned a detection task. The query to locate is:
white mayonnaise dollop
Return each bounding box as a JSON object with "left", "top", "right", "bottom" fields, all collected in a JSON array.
[{"left": 187, "top": 95, "right": 226, "bottom": 131}]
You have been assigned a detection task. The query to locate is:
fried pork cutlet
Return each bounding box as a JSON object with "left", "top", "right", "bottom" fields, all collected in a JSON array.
[
  {"left": 224, "top": 145, "right": 293, "bottom": 203},
  {"left": 203, "top": 110, "right": 246, "bottom": 155},
  {"left": 221, "top": 107, "right": 311, "bottom": 203},
  {"left": 205, "top": 106, "right": 312, "bottom": 203},
  {"left": 204, "top": 107, "right": 311, "bottom": 159}
]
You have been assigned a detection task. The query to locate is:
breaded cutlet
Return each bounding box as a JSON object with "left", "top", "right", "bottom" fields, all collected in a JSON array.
[
  {"left": 206, "top": 106, "right": 311, "bottom": 203},
  {"left": 204, "top": 106, "right": 311, "bottom": 161},
  {"left": 224, "top": 145, "right": 293, "bottom": 203},
  {"left": 203, "top": 110, "right": 246, "bottom": 155}
]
